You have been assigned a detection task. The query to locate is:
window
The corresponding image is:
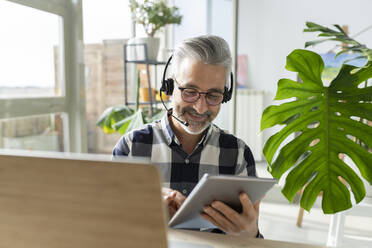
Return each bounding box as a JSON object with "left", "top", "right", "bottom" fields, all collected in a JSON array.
[
  {"left": 0, "top": 114, "right": 66, "bottom": 152},
  {"left": 0, "top": 0, "right": 87, "bottom": 153},
  {"left": 0, "top": 1, "right": 61, "bottom": 98}
]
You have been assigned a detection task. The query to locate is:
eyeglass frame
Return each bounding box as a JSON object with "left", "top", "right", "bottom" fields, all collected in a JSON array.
[{"left": 173, "top": 78, "right": 225, "bottom": 106}]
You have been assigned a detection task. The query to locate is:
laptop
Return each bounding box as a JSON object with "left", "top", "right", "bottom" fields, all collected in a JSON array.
[{"left": 0, "top": 151, "right": 169, "bottom": 248}]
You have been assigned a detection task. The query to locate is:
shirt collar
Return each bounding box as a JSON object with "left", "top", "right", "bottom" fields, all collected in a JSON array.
[{"left": 161, "top": 111, "right": 176, "bottom": 145}]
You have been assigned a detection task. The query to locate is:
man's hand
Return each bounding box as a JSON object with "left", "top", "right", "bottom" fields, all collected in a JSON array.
[
  {"left": 201, "top": 192, "right": 260, "bottom": 237},
  {"left": 162, "top": 187, "right": 186, "bottom": 220}
]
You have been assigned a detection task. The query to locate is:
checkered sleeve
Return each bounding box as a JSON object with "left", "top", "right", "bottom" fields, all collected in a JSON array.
[
  {"left": 234, "top": 138, "right": 256, "bottom": 176},
  {"left": 112, "top": 124, "right": 155, "bottom": 158},
  {"left": 243, "top": 144, "right": 256, "bottom": 176},
  {"left": 112, "top": 135, "right": 130, "bottom": 156}
]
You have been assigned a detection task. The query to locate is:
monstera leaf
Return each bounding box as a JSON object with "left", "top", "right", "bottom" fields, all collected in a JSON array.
[{"left": 261, "top": 49, "right": 372, "bottom": 214}]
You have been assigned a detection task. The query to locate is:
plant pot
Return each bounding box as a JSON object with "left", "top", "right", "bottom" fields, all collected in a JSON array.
[
  {"left": 127, "top": 37, "right": 160, "bottom": 61},
  {"left": 155, "top": 91, "right": 170, "bottom": 101}
]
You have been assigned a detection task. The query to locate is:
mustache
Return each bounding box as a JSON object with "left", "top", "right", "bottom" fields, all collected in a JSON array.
[{"left": 182, "top": 107, "right": 213, "bottom": 118}]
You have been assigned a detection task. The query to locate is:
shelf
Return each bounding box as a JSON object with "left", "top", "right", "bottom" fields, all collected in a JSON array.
[
  {"left": 125, "top": 59, "right": 166, "bottom": 65},
  {"left": 125, "top": 100, "right": 170, "bottom": 106},
  {"left": 123, "top": 43, "right": 168, "bottom": 116}
]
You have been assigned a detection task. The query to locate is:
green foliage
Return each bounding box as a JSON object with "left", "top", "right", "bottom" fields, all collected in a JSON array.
[
  {"left": 96, "top": 105, "right": 134, "bottom": 134},
  {"left": 97, "top": 67, "right": 165, "bottom": 135},
  {"left": 304, "top": 22, "right": 372, "bottom": 62},
  {"left": 261, "top": 49, "right": 372, "bottom": 214},
  {"left": 97, "top": 105, "right": 165, "bottom": 135},
  {"left": 129, "top": 0, "right": 182, "bottom": 37}
]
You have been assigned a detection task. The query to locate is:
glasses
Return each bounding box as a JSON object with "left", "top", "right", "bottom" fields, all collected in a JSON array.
[{"left": 174, "top": 79, "right": 224, "bottom": 106}]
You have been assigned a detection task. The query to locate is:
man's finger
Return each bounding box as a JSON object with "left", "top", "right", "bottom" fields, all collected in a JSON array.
[
  {"left": 174, "top": 191, "right": 186, "bottom": 207},
  {"left": 254, "top": 198, "right": 261, "bottom": 212},
  {"left": 239, "top": 192, "right": 255, "bottom": 214},
  {"left": 201, "top": 213, "right": 226, "bottom": 232},
  {"left": 162, "top": 187, "right": 179, "bottom": 199},
  {"left": 203, "top": 206, "right": 237, "bottom": 232},
  {"left": 168, "top": 203, "right": 178, "bottom": 217},
  {"left": 210, "top": 201, "right": 241, "bottom": 224},
  {"left": 162, "top": 187, "right": 172, "bottom": 195},
  {"left": 163, "top": 191, "right": 176, "bottom": 201}
]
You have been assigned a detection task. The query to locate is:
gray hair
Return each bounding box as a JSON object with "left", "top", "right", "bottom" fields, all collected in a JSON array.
[{"left": 172, "top": 35, "right": 232, "bottom": 86}]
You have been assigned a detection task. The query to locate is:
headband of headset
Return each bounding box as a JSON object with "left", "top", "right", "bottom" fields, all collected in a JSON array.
[{"left": 160, "top": 55, "right": 233, "bottom": 104}]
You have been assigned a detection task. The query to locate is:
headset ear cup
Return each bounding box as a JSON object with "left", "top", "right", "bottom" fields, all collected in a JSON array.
[
  {"left": 160, "top": 80, "right": 167, "bottom": 94},
  {"left": 222, "top": 87, "right": 229, "bottom": 103},
  {"left": 222, "top": 72, "right": 234, "bottom": 103},
  {"left": 161, "top": 55, "right": 174, "bottom": 96},
  {"left": 162, "top": 78, "right": 174, "bottom": 95}
]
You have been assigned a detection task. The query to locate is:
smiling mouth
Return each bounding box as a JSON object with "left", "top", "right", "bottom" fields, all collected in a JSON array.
[{"left": 187, "top": 112, "right": 209, "bottom": 122}]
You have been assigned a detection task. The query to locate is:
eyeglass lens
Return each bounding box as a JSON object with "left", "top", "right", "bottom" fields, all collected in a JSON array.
[{"left": 181, "top": 88, "right": 223, "bottom": 105}]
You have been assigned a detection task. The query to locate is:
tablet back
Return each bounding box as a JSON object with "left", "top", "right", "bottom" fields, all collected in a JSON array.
[
  {"left": 0, "top": 153, "right": 168, "bottom": 248},
  {"left": 169, "top": 174, "right": 277, "bottom": 229}
]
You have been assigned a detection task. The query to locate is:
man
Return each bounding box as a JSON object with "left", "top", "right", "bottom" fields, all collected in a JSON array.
[{"left": 113, "top": 35, "right": 261, "bottom": 238}]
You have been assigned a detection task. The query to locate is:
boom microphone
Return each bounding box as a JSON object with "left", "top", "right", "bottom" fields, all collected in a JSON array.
[{"left": 159, "top": 91, "right": 189, "bottom": 127}]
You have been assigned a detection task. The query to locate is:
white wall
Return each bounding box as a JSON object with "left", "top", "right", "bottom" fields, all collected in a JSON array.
[
  {"left": 209, "top": 0, "right": 233, "bottom": 46},
  {"left": 173, "top": 0, "right": 208, "bottom": 45},
  {"left": 238, "top": 0, "right": 372, "bottom": 93},
  {"left": 209, "top": 0, "right": 234, "bottom": 132},
  {"left": 82, "top": 0, "right": 132, "bottom": 43}
]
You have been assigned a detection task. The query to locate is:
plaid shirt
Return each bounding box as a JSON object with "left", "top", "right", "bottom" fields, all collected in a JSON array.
[{"left": 113, "top": 112, "right": 257, "bottom": 196}]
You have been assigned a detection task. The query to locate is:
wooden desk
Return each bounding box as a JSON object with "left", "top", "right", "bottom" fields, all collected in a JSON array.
[{"left": 168, "top": 229, "right": 327, "bottom": 248}]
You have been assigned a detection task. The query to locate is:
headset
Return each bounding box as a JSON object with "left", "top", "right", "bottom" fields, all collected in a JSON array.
[{"left": 160, "top": 55, "right": 234, "bottom": 104}]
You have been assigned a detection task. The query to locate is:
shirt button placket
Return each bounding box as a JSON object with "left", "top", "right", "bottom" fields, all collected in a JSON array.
[{"left": 183, "top": 158, "right": 189, "bottom": 195}]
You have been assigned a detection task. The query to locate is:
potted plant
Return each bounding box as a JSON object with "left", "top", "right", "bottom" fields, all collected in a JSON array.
[
  {"left": 261, "top": 22, "right": 372, "bottom": 214},
  {"left": 96, "top": 104, "right": 164, "bottom": 135},
  {"left": 128, "top": 0, "right": 182, "bottom": 60},
  {"left": 97, "top": 70, "right": 165, "bottom": 135}
]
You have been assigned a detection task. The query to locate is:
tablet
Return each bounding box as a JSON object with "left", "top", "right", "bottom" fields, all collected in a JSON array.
[{"left": 168, "top": 174, "right": 277, "bottom": 229}]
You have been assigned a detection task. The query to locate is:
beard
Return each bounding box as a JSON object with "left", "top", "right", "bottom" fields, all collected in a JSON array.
[{"left": 174, "top": 106, "right": 214, "bottom": 135}]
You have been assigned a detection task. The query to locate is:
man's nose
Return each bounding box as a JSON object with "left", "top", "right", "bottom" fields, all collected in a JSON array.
[{"left": 193, "top": 94, "right": 209, "bottom": 114}]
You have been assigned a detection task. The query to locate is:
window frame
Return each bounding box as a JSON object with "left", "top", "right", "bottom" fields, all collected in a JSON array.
[{"left": 1, "top": 0, "right": 87, "bottom": 153}]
